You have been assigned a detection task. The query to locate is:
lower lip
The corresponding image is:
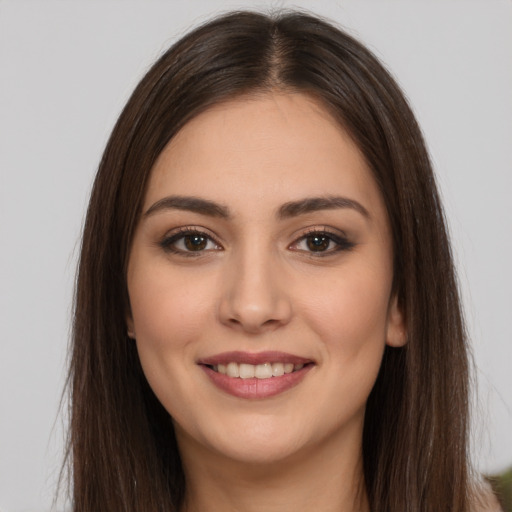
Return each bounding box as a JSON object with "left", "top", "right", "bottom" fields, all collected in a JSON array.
[{"left": 200, "top": 364, "right": 313, "bottom": 399}]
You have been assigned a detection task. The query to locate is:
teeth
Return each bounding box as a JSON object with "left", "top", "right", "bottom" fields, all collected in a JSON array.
[
  {"left": 271, "top": 362, "right": 284, "bottom": 377},
  {"left": 226, "top": 362, "right": 240, "bottom": 378},
  {"left": 239, "top": 363, "right": 255, "bottom": 379},
  {"left": 255, "top": 362, "right": 273, "bottom": 379},
  {"left": 211, "top": 361, "right": 306, "bottom": 379}
]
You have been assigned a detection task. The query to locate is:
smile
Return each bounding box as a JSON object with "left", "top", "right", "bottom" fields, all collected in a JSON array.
[
  {"left": 211, "top": 362, "right": 304, "bottom": 379},
  {"left": 198, "top": 351, "right": 314, "bottom": 399}
]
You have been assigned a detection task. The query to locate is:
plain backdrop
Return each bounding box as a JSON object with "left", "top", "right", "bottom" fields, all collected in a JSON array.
[{"left": 0, "top": 1, "right": 511, "bottom": 511}]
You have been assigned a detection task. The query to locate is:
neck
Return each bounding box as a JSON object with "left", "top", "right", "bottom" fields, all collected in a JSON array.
[{"left": 178, "top": 426, "right": 369, "bottom": 512}]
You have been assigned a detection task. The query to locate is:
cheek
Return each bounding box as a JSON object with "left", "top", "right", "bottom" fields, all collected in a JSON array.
[
  {"left": 128, "top": 269, "right": 216, "bottom": 420},
  {"left": 302, "top": 266, "right": 392, "bottom": 347},
  {"left": 294, "top": 258, "right": 393, "bottom": 409},
  {"left": 128, "top": 267, "right": 215, "bottom": 402},
  {"left": 129, "top": 267, "right": 214, "bottom": 347}
]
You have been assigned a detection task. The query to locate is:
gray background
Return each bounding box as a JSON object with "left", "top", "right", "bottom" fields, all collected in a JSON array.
[{"left": 0, "top": 1, "right": 511, "bottom": 510}]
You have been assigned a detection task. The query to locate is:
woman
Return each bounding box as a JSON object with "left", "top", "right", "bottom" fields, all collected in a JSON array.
[{"left": 67, "top": 10, "right": 496, "bottom": 511}]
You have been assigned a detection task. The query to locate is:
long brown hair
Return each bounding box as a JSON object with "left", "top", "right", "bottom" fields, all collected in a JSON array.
[{"left": 68, "top": 10, "right": 471, "bottom": 511}]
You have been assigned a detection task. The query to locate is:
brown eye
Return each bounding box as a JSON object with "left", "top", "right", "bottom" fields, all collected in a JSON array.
[
  {"left": 160, "top": 229, "right": 221, "bottom": 255},
  {"left": 184, "top": 234, "right": 208, "bottom": 251},
  {"left": 289, "top": 230, "right": 355, "bottom": 255},
  {"left": 306, "top": 234, "right": 331, "bottom": 252}
]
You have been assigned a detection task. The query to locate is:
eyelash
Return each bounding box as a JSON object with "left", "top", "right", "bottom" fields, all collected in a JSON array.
[
  {"left": 290, "top": 228, "right": 355, "bottom": 256},
  {"left": 159, "top": 226, "right": 355, "bottom": 257},
  {"left": 159, "top": 227, "right": 222, "bottom": 257}
]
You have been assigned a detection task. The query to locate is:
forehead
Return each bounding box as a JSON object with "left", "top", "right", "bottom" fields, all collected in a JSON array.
[{"left": 144, "top": 92, "right": 384, "bottom": 218}]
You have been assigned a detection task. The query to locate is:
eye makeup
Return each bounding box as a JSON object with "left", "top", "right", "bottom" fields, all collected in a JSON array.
[
  {"left": 159, "top": 226, "right": 222, "bottom": 257},
  {"left": 289, "top": 227, "right": 355, "bottom": 256},
  {"left": 157, "top": 223, "right": 355, "bottom": 259}
]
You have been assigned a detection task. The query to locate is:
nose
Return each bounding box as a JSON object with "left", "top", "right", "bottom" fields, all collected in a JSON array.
[{"left": 218, "top": 248, "right": 293, "bottom": 334}]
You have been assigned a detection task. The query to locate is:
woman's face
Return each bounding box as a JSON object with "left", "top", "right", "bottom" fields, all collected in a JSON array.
[{"left": 127, "top": 92, "right": 405, "bottom": 465}]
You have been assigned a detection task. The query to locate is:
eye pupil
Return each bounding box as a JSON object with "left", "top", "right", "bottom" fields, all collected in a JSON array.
[
  {"left": 185, "top": 234, "right": 207, "bottom": 251},
  {"left": 307, "top": 235, "right": 330, "bottom": 251}
]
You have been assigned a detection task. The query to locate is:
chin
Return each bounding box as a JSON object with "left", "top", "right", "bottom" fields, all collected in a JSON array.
[
  {"left": 175, "top": 413, "right": 315, "bottom": 466},
  {"left": 212, "top": 436, "right": 308, "bottom": 466}
]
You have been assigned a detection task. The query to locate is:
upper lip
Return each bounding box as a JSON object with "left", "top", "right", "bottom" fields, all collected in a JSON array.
[{"left": 198, "top": 351, "right": 314, "bottom": 366}]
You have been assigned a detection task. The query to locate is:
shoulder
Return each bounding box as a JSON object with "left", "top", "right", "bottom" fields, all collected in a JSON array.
[{"left": 470, "top": 481, "right": 503, "bottom": 512}]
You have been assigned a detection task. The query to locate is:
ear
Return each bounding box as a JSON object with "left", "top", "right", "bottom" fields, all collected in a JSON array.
[
  {"left": 385, "top": 293, "right": 407, "bottom": 347},
  {"left": 126, "top": 313, "right": 136, "bottom": 340}
]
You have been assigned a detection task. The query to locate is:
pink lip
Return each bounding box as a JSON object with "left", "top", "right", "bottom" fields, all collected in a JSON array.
[
  {"left": 198, "top": 351, "right": 312, "bottom": 366},
  {"left": 198, "top": 351, "right": 314, "bottom": 399}
]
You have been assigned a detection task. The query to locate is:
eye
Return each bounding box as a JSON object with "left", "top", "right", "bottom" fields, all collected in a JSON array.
[
  {"left": 160, "top": 228, "right": 222, "bottom": 255},
  {"left": 290, "top": 229, "right": 354, "bottom": 255}
]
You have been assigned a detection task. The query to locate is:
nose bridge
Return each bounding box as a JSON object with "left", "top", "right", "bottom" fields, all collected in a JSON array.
[{"left": 218, "top": 239, "right": 292, "bottom": 332}]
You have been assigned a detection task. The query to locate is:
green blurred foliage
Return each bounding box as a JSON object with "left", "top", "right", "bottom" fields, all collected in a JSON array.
[{"left": 487, "top": 467, "right": 512, "bottom": 512}]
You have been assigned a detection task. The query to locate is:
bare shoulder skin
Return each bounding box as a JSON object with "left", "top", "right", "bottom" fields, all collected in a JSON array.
[{"left": 471, "top": 482, "right": 503, "bottom": 512}]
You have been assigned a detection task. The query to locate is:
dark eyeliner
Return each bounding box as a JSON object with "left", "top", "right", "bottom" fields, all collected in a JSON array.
[
  {"left": 158, "top": 227, "right": 220, "bottom": 256},
  {"left": 295, "top": 228, "right": 356, "bottom": 256}
]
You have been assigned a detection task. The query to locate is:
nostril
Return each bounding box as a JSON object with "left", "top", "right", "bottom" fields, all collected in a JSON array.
[
  {"left": 223, "top": 314, "right": 285, "bottom": 334},
  {"left": 217, "top": 273, "right": 293, "bottom": 332}
]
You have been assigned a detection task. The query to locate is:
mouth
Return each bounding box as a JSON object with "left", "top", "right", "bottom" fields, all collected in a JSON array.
[
  {"left": 198, "top": 351, "right": 314, "bottom": 399},
  {"left": 208, "top": 361, "right": 308, "bottom": 379}
]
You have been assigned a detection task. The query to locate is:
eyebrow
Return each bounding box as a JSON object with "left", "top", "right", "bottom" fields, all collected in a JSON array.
[
  {"left": 144, "top": 194, "right": 369, "bottom": 220},
  {"left": 144, "top": 195, "right": 230, "bottom": 218},
  {"left": 278, "top": 196, "right": 370, "bottom": 219}
]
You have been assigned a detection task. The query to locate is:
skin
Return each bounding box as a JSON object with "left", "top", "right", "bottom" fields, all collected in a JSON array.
[{"left": 127, "top": 92, "right": 406, "bottom": 512}]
